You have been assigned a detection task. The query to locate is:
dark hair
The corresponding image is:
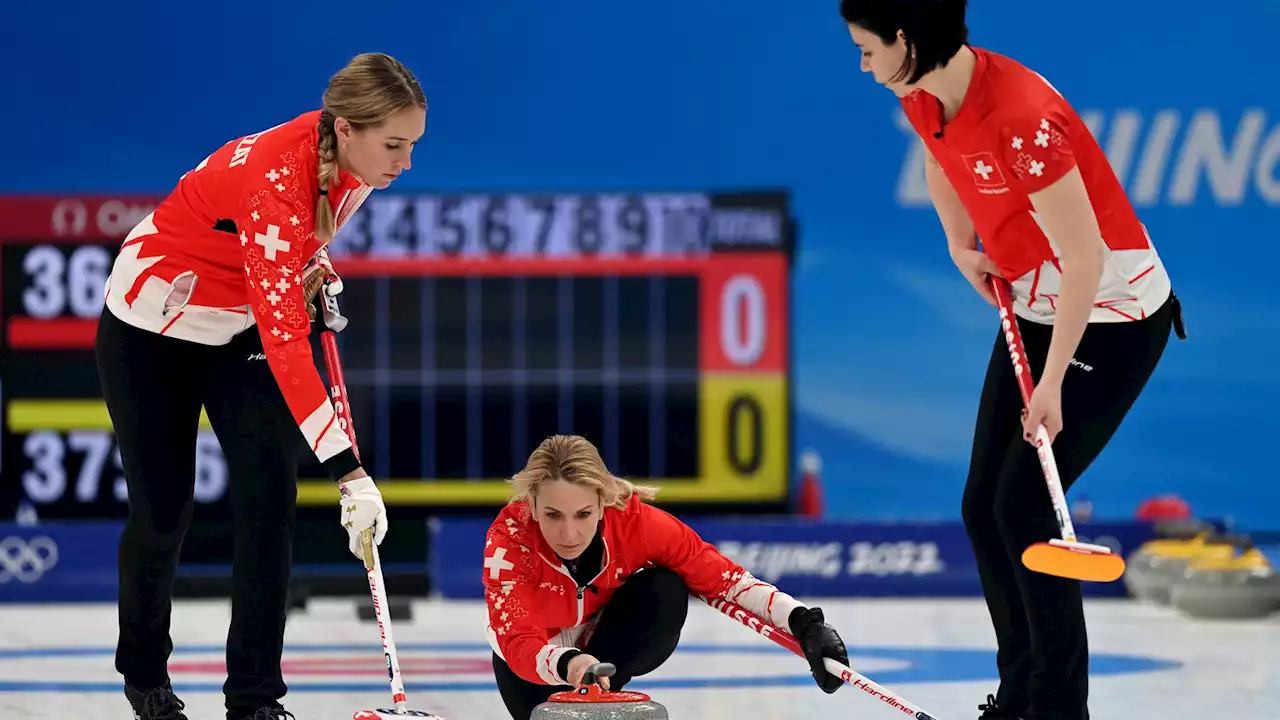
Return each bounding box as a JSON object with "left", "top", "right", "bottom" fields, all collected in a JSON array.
[{"left": 839, "top": 0, "right": 969, "bottom": 84}]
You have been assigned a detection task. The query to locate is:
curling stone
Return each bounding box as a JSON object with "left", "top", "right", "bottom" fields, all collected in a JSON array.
[
  {"left": 1150, "top": 517, "right": 1217, "bottom": 540},
  {"left": 1135, "top": 494, "right": 1191, "bottom": 523},
  {"left": 532, "top": 663, "right": 669, "bottom": 720},
  {"left": 1123, "top": 533, "right": 1240, "bottom": 605},
  {"left": 356, "top": 596, "right": 414, "bottom": 622},
  {"left": 1169, "top": 548, "right": 1280, "bottom": 620}
]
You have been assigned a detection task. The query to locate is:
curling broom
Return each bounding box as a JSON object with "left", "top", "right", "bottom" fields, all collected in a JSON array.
[
  {"left": 698, "top": 594, "right": 943, "bottom": 720},
  {"left": 316, "top": 288, "right": 444, "bottom": 719},
  {"left": 988, "top": 276, "right": 1125, "bottom": 583}
]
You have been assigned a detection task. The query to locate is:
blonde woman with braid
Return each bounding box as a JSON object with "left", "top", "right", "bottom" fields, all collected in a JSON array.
[{"left": 96, "top": 52, "right": 426, "bottom": 720}]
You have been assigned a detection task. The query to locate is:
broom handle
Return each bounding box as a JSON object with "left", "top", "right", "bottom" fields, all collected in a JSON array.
[
  {"left": 988, "top": 276, "right": 1078, "bottom": 543},
  {"left": 698, "top": 594, "right": 942, "bottom": 719},
  {"left": 319, "top": 316, "right": 410, "bottom": 714}
]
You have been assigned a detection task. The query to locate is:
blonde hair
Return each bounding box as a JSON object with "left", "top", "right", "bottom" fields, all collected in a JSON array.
[
  {"left": 510, "top": 435, "right": 659, "bottom": 511},
  {"left": 315, "top": 52, "right": 426, "bottom": 243}
]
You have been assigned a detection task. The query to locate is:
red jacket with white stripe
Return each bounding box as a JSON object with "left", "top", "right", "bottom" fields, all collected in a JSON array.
[
  {"left": 103, "top": 110, "right": 371, "bottom": 479},
  {"left": 483, "top": 494, "right": 804, "bottom": 686}
]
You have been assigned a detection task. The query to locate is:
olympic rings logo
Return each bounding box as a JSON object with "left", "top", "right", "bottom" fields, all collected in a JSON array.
[{"left": 0, "top": 536, "right": 59, "bottom": 584}]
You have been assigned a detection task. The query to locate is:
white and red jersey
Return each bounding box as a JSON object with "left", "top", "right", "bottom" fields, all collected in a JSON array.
[
  {"left": 901, "top": 47, "right": 1172, "bottom": 324},
  {"left": 103, "top": 110, "right": 373, "bottom": 477},
  {"left": 482, "top": 494, "right": 803, "bottom": 686}
]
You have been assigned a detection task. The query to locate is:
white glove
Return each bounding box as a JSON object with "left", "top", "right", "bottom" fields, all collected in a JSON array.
[
  {"left": 303, "top": 248, "right": 344, "bottom": 296},
  {"left": 339, "top": 477, "right": 387, "bottom": 560}
]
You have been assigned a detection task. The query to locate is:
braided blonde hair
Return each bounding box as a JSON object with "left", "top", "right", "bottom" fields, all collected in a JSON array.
[
  {"left": 315, "top": 52, "right": 426, "bottom": 243},
  {"left": 510, "top": 435, "right": 659, "bottom": 511}
]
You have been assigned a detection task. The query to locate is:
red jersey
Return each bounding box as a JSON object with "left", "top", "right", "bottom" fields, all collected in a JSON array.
[
  {"left": 482, "top": 494, "right": 803, "bottom": 686},
  {"left": 901, "top": 47, "right": 1172, "bottom": 323},
  {"left": 104, "top": 110, "right": 373, "bottom": 478}
]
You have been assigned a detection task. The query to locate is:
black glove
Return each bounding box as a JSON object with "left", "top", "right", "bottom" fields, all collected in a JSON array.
[{"left": 788, "top": 606, "right": 848, "bottom": 694}]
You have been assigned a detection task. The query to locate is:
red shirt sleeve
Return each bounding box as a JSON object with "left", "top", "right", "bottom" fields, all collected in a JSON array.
[
  {"left": 637, "top": 502, "right": 742, "bottom": 598},
  {"left": 483, "top": 521, "right": 576, "bottom": 686},
  {"left": 638, "top": 501, "right": 804, "bottom": 630},
  {"left": 240, "top": 171, "right": 359, "bottom": 480},
  {"left": 995, "top": 104, "right": 1078, "bottom": 195}
]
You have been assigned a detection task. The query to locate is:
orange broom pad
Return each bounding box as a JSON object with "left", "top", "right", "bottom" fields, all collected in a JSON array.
[{"left": 1023, "top": 540, "right": 1126, "bottom": 582}]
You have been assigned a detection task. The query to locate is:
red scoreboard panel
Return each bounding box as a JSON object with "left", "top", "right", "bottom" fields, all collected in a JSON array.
[{"left": 0, "top": 191, "right": 795, "bottom": 518}]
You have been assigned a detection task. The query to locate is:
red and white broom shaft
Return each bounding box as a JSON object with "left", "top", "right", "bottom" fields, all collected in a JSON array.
[
  {"left": 698, "top": 594, "right": 941, "bottom": 720},
  {"left": 988, "top": 276, "right": 1077, "bottom": 543},
  {"left": 320, "top": 328, "right": 409, "bottom": 713},
  {"left": 321, "top": 331, "right": 359, "bottom": 460}
]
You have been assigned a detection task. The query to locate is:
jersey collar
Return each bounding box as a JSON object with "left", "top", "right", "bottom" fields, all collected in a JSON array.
[
  {"left": 327, "top": 168, "right": 369, "bottom": 225},
  {"left": 332, "top": 167, "right": 365, "bottom": 197},
  {"left": 921, "top": 45, "right": 989, "bottom": 139}
]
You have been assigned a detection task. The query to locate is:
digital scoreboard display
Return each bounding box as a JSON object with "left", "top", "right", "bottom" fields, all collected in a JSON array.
[{"left": 0, "top": 191, "right": 794, "bottom": 518}]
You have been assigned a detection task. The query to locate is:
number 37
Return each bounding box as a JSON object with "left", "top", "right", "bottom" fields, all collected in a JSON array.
[{"left": 22, "top": 431, "right": 229, "bottom": 505}]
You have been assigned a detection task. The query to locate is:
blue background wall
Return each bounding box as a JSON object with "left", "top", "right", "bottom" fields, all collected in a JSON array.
[{"left": 5, "top": 1, "right": 1277, "bottom": 528}]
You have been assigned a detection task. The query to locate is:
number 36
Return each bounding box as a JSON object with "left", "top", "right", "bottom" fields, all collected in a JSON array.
[{"left": 21, "top": 245, "right": 111, "bottom": 319}]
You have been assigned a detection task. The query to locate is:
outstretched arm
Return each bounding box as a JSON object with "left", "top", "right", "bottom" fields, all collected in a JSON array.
[
  {"left": 239, "top": 187, "right": 361, "bottom": 482},
  {"left": 638, "top": 503, "right": 849, "bottom": 693},
  {"left": 638, "top": 503, "right": 802, "bottom": 630}
]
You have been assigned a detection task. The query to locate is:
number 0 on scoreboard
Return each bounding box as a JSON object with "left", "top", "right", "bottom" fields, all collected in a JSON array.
[{"left": 698, "top": 255, "right": 787, "bottom": 499}]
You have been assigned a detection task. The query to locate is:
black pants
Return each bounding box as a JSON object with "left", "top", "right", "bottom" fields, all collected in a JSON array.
[
  {"left": 492, "top": 566, "right": 689, "bottom": 720},
  {"left": 961, "top": 296, "right": 1176, "bottom": 720},
  {"left": 95, "top": 306, "right": 305, "bottom": 720}
]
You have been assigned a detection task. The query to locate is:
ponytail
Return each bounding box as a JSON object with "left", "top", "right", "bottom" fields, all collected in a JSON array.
[{"left": 314, "top": 110, "right": 340, "bottom": 243}]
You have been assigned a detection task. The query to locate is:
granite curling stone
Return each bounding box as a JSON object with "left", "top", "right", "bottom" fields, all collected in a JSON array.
[
  {"left": 1169, "top": 547, "right": 1280, "bottom": 620},
  {"left": 1124, "top": 533, "right": 1241, "bottom": 605},
  {"left": 531, "top": 663, "right": 669, "bottom": 720}
]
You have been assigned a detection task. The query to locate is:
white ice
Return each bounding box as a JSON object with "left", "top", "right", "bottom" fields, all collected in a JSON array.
[{"left": 0, "top": 597, "right": 1275, "bottom": 720}]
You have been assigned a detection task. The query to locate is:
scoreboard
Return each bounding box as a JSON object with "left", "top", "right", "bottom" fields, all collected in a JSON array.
[{"left": 0, "top": 191, "right": 795, "bottom": 519}]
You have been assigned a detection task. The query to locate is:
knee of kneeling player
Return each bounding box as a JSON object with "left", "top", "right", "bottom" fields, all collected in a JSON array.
[
  {"left": 593, "top": 568, "right": 689, "bottom": 683},
  {"left": 620, "top": 566, "right": 690, "bottom": 627}
]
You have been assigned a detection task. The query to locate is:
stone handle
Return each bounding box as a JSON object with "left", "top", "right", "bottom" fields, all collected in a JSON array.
[{"left": 581, "top": 662, "right": 616, "bottom": 687}]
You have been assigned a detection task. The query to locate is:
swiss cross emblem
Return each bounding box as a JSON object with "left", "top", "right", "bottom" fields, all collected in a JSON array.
[
  {"left": 961, "top": 151, "right": 1006, "bottom": 188},
  {"left": 254, "top": 224, "right": 291, "bottom": 262},
  {"left": 485, "top": 547, "right": 515, "bottom": 580}
]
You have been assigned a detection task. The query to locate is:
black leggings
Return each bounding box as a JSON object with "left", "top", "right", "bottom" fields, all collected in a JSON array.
[
  {"left": 961, "top": 296, "right": 1177, "bottom": 720},
  {"left": 95, "top": 306, "right": 305, "bottom": 719},
  {"left": 492, "top": 566, "right": 689, "bottom": 720}
]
